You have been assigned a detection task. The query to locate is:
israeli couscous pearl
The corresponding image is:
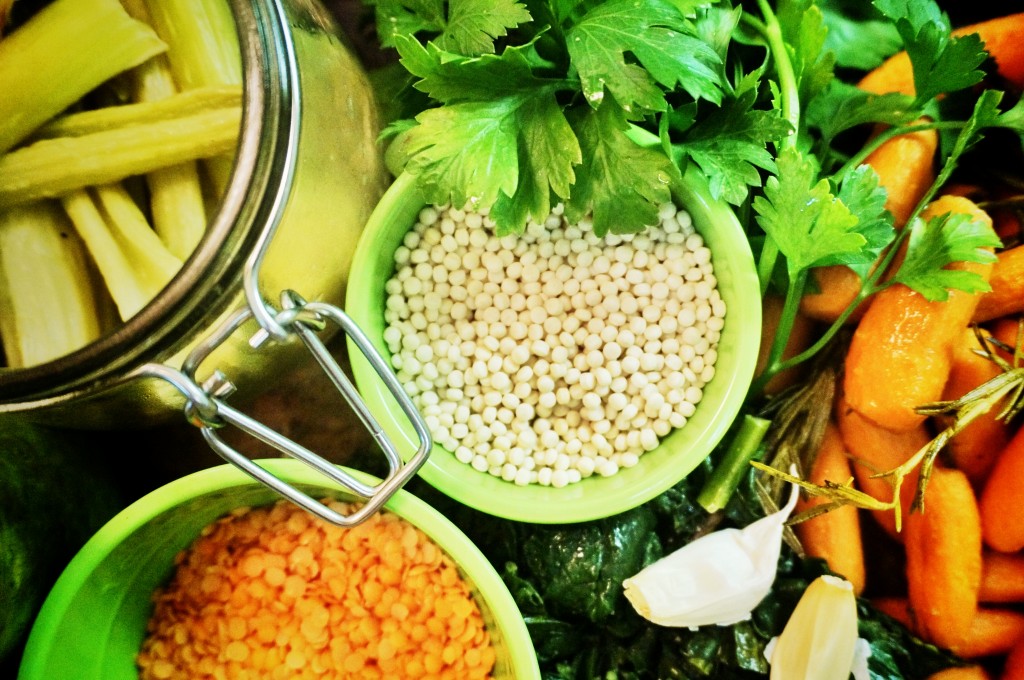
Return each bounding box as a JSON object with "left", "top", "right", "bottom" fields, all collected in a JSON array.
[{"left": 383, "top": 203, "right": 725, "bottom": 487}]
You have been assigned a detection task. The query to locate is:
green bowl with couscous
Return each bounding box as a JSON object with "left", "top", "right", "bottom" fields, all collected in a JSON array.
[
  {"left": 346, "top": 162, "right": 761, "bottom": 524},
  {"left": 17, "top": 459, "right": 539, "bottom": 680}
]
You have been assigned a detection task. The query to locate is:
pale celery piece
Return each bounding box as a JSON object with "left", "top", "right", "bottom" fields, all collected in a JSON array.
[
  {"left": 61, "top": 186, "right": 181, "bottom": 322},
  {"left": 120, "top": 0, "right": 208, "bottom": 260},
  {"left": 0, "top": 202, "right": 102, "bottom": 367},
  {"left": 144, "top": 0, "right": 242, "bottom": 195},
  {"left": 0, "top": 106, "right": 242, "bottom": 210},
  {"left": 0, "top": 0, "right": 166, "bottom": 154}
]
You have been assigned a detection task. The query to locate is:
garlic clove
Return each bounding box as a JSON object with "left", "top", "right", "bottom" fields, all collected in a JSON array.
[
  {"left": 622, "top": 483, "right": 799, "bottom": 629},
  {"left": 768, "top": 575, "right": 859, "bottom": 680}
]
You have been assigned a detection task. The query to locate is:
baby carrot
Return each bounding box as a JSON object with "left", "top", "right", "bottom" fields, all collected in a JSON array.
[
  {"left": 941, "top": 328, "right": 1011, "bottom": 485},
  {"left": 794, "top": 422, "right": 866, "bottom": 594},
  {"left": 980, "top": 552, "right": 1024, "bottom": 604},
  {"left": 973, "top": 245, "right": 1024, "bottom": 323},
  {"left": 835, "top": 395, "right": 930, "bottom": 538},
  {"left": 859, "top": 13, "right": 1024, "bottom": 95},
  {"left": 979, "top": 426, "right": 1024, "bottom": 553},
  {"left": 953, "top": 608, "right": 1024, "bottom": 659},
  {"left": 905, "top": 467, "right": 983, "bottom": 651},
  {"left": 844, "top": 195, "right": 995, "bottom": 431},
  {"left": 800, "top": 126, "right": 938, "bottom": 324}
]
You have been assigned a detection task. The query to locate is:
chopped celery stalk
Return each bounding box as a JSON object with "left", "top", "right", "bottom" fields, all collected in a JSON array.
[
  {"left": 0, "top": 106, "right": 241, "bottom": 210},
  {"left": 33, "top": 86, "right": 242, "bottom": 139},
  {"left": 0, "top": 201, "right": 102, "bottom": 367},
  {"left": 61, "top": 189, "right": 158, "bottom": 320},
  {"left": 121, "top": 0, "right": 208, "bottom": 260},
  {"left": 95, "top": 184, "right": 183, "bottom": 290},
  {"left": 0, "top": 0, "right": 166, "bottom": 154},
  {"left": 144, "top": 0, "right": 242, "bottom": 195}
]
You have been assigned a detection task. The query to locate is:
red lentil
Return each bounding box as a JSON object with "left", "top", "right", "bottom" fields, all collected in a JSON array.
[{"left": 136, "top": 499, "right": 497, "bottom": 679}]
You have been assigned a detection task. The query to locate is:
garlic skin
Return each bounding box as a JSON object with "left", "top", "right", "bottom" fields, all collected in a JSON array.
[
  {"left": 767, "top": 575, "right": 860, "bottom": 680},
  {"left": 622, "top": 484, "right": 799, "bottom": 629}
]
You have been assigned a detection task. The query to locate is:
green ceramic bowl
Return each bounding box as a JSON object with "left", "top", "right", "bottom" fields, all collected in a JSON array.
[
  {"left": 17, "top": 459, "right": 539, "bottom": 680},
  {"left": 346, "top": 165, "right": 761, "bottom": 524}
]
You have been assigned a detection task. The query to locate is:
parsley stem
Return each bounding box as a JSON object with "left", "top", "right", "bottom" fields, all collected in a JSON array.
[
  {"left": 751, "top": 269, "right": 807, "bottom": 396},
  {"left": 697, "top": 414, "right": 772, "bottom": 514}
]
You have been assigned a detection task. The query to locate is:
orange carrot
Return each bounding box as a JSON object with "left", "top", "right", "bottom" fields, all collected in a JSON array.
[
  {"left": 800, "top": 126, "right": 938, "bottom": 324},
  {"left": 1003, "top": 635, "right": 1024, "bottom": 680},
  {"left": 905, "top": 467, "right": 983, "bottom": 651},
  {"left": 844, "top": 195, "right": 995, "bottom": 431},
  {"left": 873, "top": 597, "right": 1024, "bottom": 659},
  {"left": 989, "top": 315, "right": 1022, "bottom": 361},
  {"left": 954, "top": 609, "right": 1024, "bottom": 659},
  {"left": 981, "top": 552, "right": 1024, "bottom": 603},
  {"left": 980, "top": 427, "right": 1024, "bottom": 553},
  {"left": 835, "top": 395, "right": 929, "bottom": 538},
  {"left": 859, "top": 13, "right": 1024, "bottom": 95},
  {"left": 757, "top": 294, "right": 817, "bottom": 394},
  {"left": 941, "top": 328, "right": 1012, "bottom": 485},
  {"left": 974, "top": 245, "right": 1024, "bottom": 323},
  {"left": 794, "top": 422, "right": 866, "bottom": 594},
  {"left": 927, "top": 667, "right": 992, "bottom": 680}
]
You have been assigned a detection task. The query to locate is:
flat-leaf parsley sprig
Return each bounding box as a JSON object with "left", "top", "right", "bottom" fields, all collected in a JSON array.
[{"left": 367, "top": 0, "right": 788, "bottom": 236}]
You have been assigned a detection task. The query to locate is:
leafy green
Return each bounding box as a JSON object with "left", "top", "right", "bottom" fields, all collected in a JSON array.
[
  {"left": 890, "top": 211, "right": 1000, "bottom": 301},
  {"left": 872, "top": 0, "right": 987, "bottom": 105},
  {"left": 367, "top": 0, "right": 531, "bottom": 55},
  {"left": 775, "top": 0, "right": 835, "bottom": 105},
  {"left": 565, "top": 0, "right": 723, "bottom": 111},
  {"left": 563, "top": 99, "right": 677, "bottom": 235},
  {"left": 818, "top": 0, "right": 902, "bottom": 70},
  {"left": 672, "top": 76, "right": 791, "bottom": 205},
  {"left": 753, "top": 147, "right": 870, "bottom": 276}
]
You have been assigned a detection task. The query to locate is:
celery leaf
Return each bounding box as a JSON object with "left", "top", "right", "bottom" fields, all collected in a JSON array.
[
  {"left": 565, "top": 0, "right": 722, "bottom": 112},
  {"left": 566, "top": 101, "right": 676, "bottom": 236},
  {"left": 891, "top": 212, "right": 1000, "bottom": 301},
  {"left": 753, "top": 147, "right": 868, "bottom": 276}
]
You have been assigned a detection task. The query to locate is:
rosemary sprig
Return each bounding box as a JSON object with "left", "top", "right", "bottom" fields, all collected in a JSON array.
[{"left": 756, "top": 322, "right": 1024, "bottom": 531}]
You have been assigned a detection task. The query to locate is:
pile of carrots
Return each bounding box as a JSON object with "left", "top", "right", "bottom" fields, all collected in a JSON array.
[{"left": 778, "top": 12, "right": 1024, "bottom": 680}]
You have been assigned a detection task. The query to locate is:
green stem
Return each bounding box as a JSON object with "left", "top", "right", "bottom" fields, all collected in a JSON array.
[
  {"left": 750, "top": 270, "right": 807, "bottom": 395},
  {"left": 698, "top": 415, "right": 773, "bottom": 514},
  {"left": 757, "top": 238, "right": 779, "bottom": 297}
]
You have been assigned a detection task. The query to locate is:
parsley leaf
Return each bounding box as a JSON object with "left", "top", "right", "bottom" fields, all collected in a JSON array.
[
  {"left": 777, "top": 0, "right": 835, "bottom": 105},
  {"left": 753, "top": 147, "right": 868, "bottom": 277},
  {"left": 433, "top": 0, "right": 532, "bottom": 55},
  {"left": 819, "top": 1, "right": 902, "bottom": 70},
  {"left": 369, "top": 0, "right": 530, "bottom": 55},
  {"left": 829, "top": 164, "right": 895, "bottom": 275},
  {"left": 565, "top": 0, "right": 722, "bottom": 112},
  {"left": 806, "top": 81, "right": 917, "bottom": 149},
  {"left": 872, "top": 0, "right": 987, "bottom": 105},
  {"left": 672, "top": 81, "right": 791, "bottom": 205},
  {"left": 565, "top": 100, "right": 676, "bottom": 236},
  {"left": 891, "top": 212, "right": 1000, "bottom": 301}
]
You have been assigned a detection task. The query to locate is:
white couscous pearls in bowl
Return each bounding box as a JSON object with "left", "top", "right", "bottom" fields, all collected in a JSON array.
[
  {"left": 346, "top": 168, "right": 760, "bottom": 523},
  {"left": 381, "top": 202, "right": 726, "bottom": 489}
]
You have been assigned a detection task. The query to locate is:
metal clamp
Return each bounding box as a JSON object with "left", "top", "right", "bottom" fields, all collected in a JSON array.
[{"left": 132, "top": 290, "right": 432, "bottom": 526}]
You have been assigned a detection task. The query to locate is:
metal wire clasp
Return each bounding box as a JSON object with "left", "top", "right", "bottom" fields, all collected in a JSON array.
[{"left": 132, "top": 290, "right": 432, "bottom": 526}]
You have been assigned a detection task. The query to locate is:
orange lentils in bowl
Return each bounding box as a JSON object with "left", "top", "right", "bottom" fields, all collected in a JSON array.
[{"left": 136, "top": 498, "right": 497, "bottom": 679}]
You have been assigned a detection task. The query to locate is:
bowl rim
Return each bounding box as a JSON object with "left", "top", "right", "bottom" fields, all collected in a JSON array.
[
  {"left": 17, "top": 459, "right": 540, "bottom": 680},
  {"left": 345, "top": 166, "right": 761, "bottom": 524}
]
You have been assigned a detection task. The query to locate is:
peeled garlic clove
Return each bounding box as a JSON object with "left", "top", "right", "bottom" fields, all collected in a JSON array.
[
  {"left": 622, "top": 483, "right": 799, "bottom": 629},
  {"left": 768, "top": 575, "right": 859, "bottom": 680}
]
